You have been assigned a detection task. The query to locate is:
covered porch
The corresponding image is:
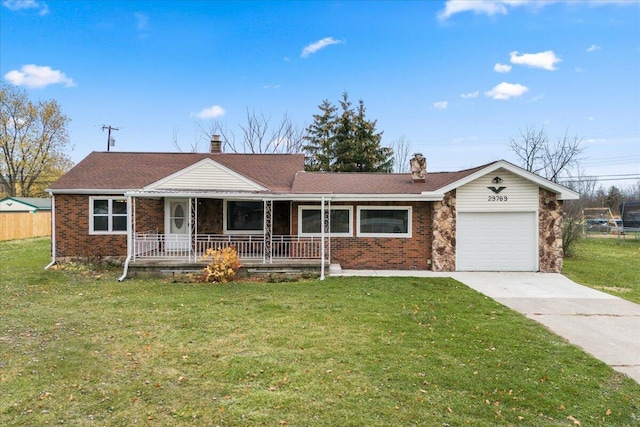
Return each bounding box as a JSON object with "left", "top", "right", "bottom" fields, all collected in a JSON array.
[
  {"left": 132, "top": 232, "right": 326, "bottom": 263},
  {"left": 120, "top": 191, "right": 334, "bottom": 280}
]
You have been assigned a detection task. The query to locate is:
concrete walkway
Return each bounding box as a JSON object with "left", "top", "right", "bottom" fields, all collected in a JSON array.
[{"left": 335, "top": 270, "right": 640, "bottom": 384}]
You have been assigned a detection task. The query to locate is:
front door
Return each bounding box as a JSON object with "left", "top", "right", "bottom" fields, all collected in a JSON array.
[{"left": 165, "top": 199, "right": 190, "bottom": 252}]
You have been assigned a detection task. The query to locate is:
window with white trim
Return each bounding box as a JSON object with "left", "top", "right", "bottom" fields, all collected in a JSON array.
[
  {"left": 89, "top": 197, "right": 128, "bottom": 234},
  {"left": 224, "top": 200, "right": 264, "bottom": 233},
  {"left": 298, "top": 205, "right": 353, "bottom": 236},
  {"left": 357, "top": 206, "right": 411, "bottom": 238}
]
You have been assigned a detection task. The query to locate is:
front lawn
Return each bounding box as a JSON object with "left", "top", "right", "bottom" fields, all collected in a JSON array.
[
  {"left": 1, "top": 238, "right": 638, "bottom": 426},
  {"left": 563, "top": 236, "right": 640, "bottom": 304}
]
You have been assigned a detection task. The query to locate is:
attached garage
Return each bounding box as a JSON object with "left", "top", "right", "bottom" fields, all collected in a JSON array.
[
  {"left": 453, "top": 167, "right": 542, "bottom": 272},
  {"left": 457, "top": 211, "right": 537, "bottom": 271}
]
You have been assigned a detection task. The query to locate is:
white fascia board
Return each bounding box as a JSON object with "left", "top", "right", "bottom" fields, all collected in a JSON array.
[
  {"left": 143, "top": 158, "right": 268, "bottom": 192},
  {"left": 436, "top": 160, "right": 580, "bottom": 200},
  {"left": 125, "top": 191, "right": 444, "bottom": 202},
  {"left": 46, "top": 189, "right": 131, "bottom": 195},
  {"left": 126, "top": 190, "right": 269, "bottom": 199},
  {"left": 326, "top": 193, "right": 444, "bottom": 202}
]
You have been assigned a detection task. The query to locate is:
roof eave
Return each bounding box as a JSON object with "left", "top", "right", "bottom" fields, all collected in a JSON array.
[
  {"left": 47, "top": 188, "right": 133, "bottom": 195},
  {"left": 124, "top": 190, "right": 445, "bottom": 201}
]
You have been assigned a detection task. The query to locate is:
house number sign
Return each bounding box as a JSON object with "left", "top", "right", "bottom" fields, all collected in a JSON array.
[{"left": 487, "top": 176, "right": 508, "bottom": 202}]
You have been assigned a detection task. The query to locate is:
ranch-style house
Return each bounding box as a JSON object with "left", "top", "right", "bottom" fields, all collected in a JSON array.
[{"left": 46, "top": 139, "right": 579, "bottom": 280}]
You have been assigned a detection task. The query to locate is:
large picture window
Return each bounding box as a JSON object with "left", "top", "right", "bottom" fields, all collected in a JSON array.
[
  {"left": 298, "top": 206, "right": 352, "bottom": 236},
  {"left": 225, "top": 200, "right": 264, "bottom": 233},
  {"left": 357, "top": 206, "right": 411, "bottom": 238},
  {"left": 89, "top": 197, "right": 128, "bottom": 234}
]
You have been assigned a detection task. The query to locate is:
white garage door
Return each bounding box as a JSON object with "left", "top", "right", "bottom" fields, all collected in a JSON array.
[{"left": 457, "top": 212, "right": 537, "bottom": 271}]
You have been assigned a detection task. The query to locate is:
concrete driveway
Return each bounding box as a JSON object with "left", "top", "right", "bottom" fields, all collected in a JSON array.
[{"left": 336, "top": 270, "right": 640, "bottom": 384}]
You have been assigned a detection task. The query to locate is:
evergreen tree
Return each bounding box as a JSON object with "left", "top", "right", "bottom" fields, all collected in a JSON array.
[
  {"left": 303, "top": 92, "right": 393, "bottom": 172},
  {"left": 303, "top": 99, "right": 337, "bottom": 171}
]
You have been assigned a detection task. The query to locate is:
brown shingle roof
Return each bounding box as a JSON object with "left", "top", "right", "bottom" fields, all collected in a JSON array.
[
  {"left": 49, "top": 152, "right": 305, "bottom": 192},
  {"left": 50, "top": 151, "right": 497, "bottom": 195},
  {"left": 290, "top": 163, "right": 493, "bottom": 194}
]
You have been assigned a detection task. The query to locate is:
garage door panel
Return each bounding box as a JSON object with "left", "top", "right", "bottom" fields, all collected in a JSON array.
[{"left": 457, "top": 212, "right": 537, "bottom": 271}]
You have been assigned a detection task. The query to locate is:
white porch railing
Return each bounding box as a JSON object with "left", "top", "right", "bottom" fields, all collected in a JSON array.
[{"left": 132, "top": 233, "right": 324, "bottom": 262}]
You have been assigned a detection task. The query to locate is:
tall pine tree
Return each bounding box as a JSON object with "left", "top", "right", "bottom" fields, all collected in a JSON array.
[
  {"left": 303, "top": 92, "right": 393, "bottom": 172},
  {"left": 303, "top": 99, "right": 337, "bottom": 171}
]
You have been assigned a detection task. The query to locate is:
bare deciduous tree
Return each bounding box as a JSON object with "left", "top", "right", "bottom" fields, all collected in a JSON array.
[
  {"left": 543, "top": 129, "right": 585, "bottom": 183},
  {"left": 510, "top": 125, "right": 584, "bottom": 183},
  {"left": 509, "top": 125, "right": 547, "bottom": 175},
  {"left": 194, "top": 109, "right": 305, "bottom": 154},
  {"left": 171, "top": 127, "right": 199, "bottom": 152},
  {"left": 509, "top": 125, "right": 586, "bottom": 256},
  {"left": 391, "top": 135, "right": 412, "bottom": 173}
]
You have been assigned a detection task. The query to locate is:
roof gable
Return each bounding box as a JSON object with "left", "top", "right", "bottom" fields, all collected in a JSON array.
[
  {"left": 0, "top": 197, "right": 51, "bottom": 211},
  {"left": 144, "top": 158, "right": 267, "bottom": 192},
  {"left": 434, "top": 160, "right": 579, "bottom": 200}
]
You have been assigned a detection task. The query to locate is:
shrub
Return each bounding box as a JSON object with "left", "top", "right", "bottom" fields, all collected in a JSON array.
[{"left": 199, "top": 246, "right": 242, "bottom": 283}]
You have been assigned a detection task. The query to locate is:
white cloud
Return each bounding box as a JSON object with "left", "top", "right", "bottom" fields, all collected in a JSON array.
[
  {"left": 438, "top": 0, "right": 509, "bottom": 21},
  {"left": 433, "top": 101, "right": 448, "bottom": 110},
  {"left": 193, "top": 105, "right": 226, "bottom": 119},
  {"left": 300, "top": 37, "right": 343, "bottom": 58},
  {"left": 3, "top": 0, "right": 49, "bottom": 15},
  {"left": 510, "top": 50, "right": 561, "bottom": 71},
  {"left": 460, "top": 91, "right": 479, "bottom": 99},
  {"left": 484, "top": 82, "right": 529, "bottom": 100},
  {"left": 587, "top": 44, "right": 601, "bottom": 52},
  {"left": 574, "top": 67, "right": 583, "bottom": 72},
  {"left": 494, "top": 63, "right": 512, "bottom": 73},
  {"left": 4, "top": 64, "right": 75, "bottom": 88},
  {"left": 439, "top": 0, "right": 635, "bottom": 21}
]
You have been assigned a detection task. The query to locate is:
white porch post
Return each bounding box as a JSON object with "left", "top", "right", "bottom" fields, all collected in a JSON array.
[
  {"left": 326, "top": 198, "right": 331, "bottom": 264},
  {"left": 263, "top": 199, "right": 273, "bottom": 263},
  {"left": 320, "top": 196, "right": 326, "bottom": 280},
  {"left": 190, "top": 198, "right": 197, "bottom": 262},
  {"left": 130, "top": 197, "right": 136, "bottom": 259}
]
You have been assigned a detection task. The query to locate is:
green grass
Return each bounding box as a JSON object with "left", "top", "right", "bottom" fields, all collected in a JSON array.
[
  {"left": 563, "top": 236, "right": 640, "bottom": 304},
  {"left": 1, "top": 238, "right": 639, "bottom": 426}
]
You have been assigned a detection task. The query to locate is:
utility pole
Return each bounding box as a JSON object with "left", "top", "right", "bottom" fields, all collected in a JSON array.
[{"left": 102, "top": 125, "right": 119, "bottom": 152}]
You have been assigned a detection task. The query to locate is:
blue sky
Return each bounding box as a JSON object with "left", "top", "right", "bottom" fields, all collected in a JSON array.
[{"left": 2, "top": 0, "right": 639, "bottom": 188}]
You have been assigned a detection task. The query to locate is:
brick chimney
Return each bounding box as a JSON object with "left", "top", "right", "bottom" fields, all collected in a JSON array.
[
  {"left": 210, "top": 135, "right": 222, "bottom": 154},
  {"left": 410, "top": 153, "right": 427, "bottom": 183}
]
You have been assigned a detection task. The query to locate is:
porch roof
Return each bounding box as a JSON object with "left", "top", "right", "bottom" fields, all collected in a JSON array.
[
  {"left": 124, "top": 189, "right": 444, "bottom": 201},
  {"left": 49, "top": 151, "right": 305, "bottom": 193}
]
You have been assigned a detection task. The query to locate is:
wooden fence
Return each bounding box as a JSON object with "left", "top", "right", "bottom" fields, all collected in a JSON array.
[{"left": 0, "top": 211, "right": 51, "bottom": 241}]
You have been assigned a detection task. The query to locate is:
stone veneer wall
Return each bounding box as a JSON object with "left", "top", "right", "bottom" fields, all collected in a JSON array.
[
  {"left": 431, "top": 190, "right": 456, "bottom": 272},
  {"left": 539, "top": 189, "right": 563, "bottom": 273}
]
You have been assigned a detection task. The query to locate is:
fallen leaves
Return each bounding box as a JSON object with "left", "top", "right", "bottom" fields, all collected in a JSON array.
[{"left": 567, "top": 415, "right": 581, "bottom": 425}]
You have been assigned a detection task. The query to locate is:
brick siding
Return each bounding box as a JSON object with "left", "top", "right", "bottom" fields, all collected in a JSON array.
[
  {"left": 54, "top": 194, "right": 127, "bottom": 258},
  {"left": 292, "top": 201, "right": 433, "bottom": 270}
]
